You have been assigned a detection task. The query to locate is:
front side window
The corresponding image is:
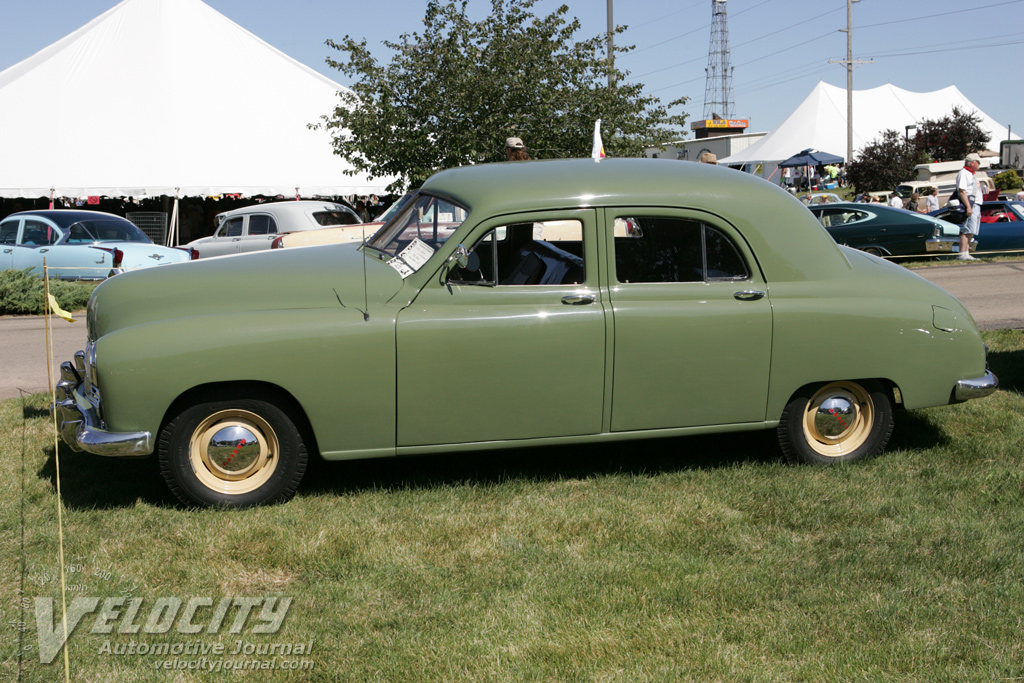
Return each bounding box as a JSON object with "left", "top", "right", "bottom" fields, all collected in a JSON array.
[
  {"left": 221, "top": 217, "right": 243, "bottom": 237},
  {"left": 248, "top": 215, "right": 277, "bottom": 235},
  {"left": 614, "top": 217, "right": 748, "bottom": 284},
  {"left": 0, "top": 220, "right": 18, "bottom": 244},
  {"left": 449, "top": 220, "right": 585, "bottom": 286},
  {"left": 366, "top": 194, "right": 468, "bottom": 276}
]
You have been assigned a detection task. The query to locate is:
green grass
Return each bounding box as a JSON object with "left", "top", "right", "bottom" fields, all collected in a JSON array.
[{"left": 3, "top": 331, "right": 1024, "bottom": 681}]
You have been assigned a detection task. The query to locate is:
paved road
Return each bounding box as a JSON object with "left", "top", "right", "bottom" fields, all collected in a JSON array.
[
  {"left": 2, "top": 260, "right": 1022, "bottom": 400},
  {"left": 2, "top": 313, "right": 88, "bottom": 399},
  {"left": 913, "top": 261, "right": 1024, "bottom": 331}
]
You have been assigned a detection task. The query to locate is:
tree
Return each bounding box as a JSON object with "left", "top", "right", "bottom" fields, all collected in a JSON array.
[
  {"left": 914, "top": 106, "right": 991, "bottom": 163},
  {"left": 319, "top": 0, "right": 688, "bottom": 192},
  {"left": 846, "top": 130, "right": 919, "bottom": 193}
]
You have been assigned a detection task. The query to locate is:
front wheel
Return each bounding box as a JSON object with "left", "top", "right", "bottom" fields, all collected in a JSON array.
[
  {"left": 159, "top": 398, "right": 308, "bottom": 507},
  {"left": 777, "top": 380, "right": 893, "bottom": 465}
]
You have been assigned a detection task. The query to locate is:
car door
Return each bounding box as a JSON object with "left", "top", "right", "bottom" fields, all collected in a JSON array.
[
  {"left": 10, "top": 218, "right": 82, "bottom": 278},
  {"left": 1, "top": 218, "right": 20, "bottom": 271},
  {"left": 238, "top": 213, "right": 278, "bottom": 253},
  {"left": 394, "top": 209, "right": 606, "bottom": 446},
  {"left": 605, "top": 209, "right": 773, "bottom": 431},
  {"left": 199, "top": 217, "right": 244, "bottom": 257},
  {"left": 30, "top": 222, "right": 115, "bottom": 279}
]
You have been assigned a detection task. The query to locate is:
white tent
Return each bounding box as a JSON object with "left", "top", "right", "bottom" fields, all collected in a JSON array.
[
  {"left": 719, "top": 81, "right": 1010, "bottom": 168},
  {"left": 0, "top": 0, "right": 392, "bottom": 199}
]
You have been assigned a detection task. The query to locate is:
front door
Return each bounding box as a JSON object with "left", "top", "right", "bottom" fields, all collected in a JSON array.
[
  {"left": 605, "top": 209, "right": 773, "bottom": 431},
  {"left": 395, "top": 209, "right": 606, "bottom": 446}
]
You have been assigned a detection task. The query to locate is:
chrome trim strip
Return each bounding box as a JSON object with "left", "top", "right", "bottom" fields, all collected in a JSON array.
[{"left": 955, "top": 371, "right": 998, "bottom": 402}]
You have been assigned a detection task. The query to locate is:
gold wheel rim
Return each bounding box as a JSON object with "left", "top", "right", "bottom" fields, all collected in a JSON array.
[
  {"left": 188, "top": 409, "right": 279, "bottom": 495},
  {"left": 801, "top": 382, "right": 873, "bottom": 458}
]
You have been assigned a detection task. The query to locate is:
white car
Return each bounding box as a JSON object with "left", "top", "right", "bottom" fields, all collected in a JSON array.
[{"left": 186, "top": 200, "right": 362, "bottom": 258}]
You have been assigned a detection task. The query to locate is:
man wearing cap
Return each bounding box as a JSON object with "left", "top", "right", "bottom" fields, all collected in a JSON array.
[
  {"left": 954, "top": 153, "right": 982, "bottom": 260},
  {"left": 506, "top": 137, "right": 530, "bottom": 161}
]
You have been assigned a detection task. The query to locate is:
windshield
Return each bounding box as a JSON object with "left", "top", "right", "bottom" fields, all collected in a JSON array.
[
  {"left": 365, "top": 193, "right": 468, "bottom": 277},
  {"left": 66, "top": 219, "right": 151, "bottom": 244}
]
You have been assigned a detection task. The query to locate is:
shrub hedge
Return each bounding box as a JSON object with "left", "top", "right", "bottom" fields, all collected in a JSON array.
[{"left": 0, "top": 268, "right": 98, "bottom": 316}]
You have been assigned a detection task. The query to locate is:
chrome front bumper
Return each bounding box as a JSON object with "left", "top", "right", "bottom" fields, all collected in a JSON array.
[
  {"left": 955, "top": 370, "right": 999, "bottom": 402},
  {"left": 52, "top": 355, "right": 153, "bottom": 457}
]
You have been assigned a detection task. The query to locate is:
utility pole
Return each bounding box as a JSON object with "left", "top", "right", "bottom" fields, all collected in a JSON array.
[
  {"left": 831, "top": 0, "right": 872, "bottom": 163},
  {"left": 607, "top": 0, "right": 614, "bottom": 88}
]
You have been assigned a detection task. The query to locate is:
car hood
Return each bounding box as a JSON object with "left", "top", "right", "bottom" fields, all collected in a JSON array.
[{"left": 88, "top": 243, "right": 404, "bottom": 340}]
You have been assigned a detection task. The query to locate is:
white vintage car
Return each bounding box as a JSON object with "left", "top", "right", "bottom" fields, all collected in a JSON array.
[{"left": 186, "top": 200, "right": 362, "bottom": 258}]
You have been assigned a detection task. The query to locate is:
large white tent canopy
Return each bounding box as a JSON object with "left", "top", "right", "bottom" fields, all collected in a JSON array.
[
  {"left": 0, "top": 0, "right": 391, "bottom": 199},
  {"left": 720, "top": 81, "right": 1010, "bottom": 167}
]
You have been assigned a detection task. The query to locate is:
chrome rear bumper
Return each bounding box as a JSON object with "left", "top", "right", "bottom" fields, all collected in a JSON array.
[
  {"left": 955, "top": 370, "right": 999, "bottom": 402},
  {"left": 52, "top": 358, "right": 153, "bottom": 457}
]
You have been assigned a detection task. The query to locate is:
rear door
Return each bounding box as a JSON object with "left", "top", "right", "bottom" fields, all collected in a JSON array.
[
  {"left": 605, "top": 209, "right": 773, "bottom": 431},
  {"left": 1, "top": 218, "right": 20, "bottom": 270}
]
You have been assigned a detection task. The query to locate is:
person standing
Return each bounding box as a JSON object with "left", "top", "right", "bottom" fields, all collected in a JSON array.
[
  {"left": 925, "top": 186, "right": 940, "bottom": 213},
  {"left": 888, "top": 192, "right": 903, "bottom": 208},
  {"left": 505, "top": 137, "right": 531, "bottom": 161},
  {"left": 954, "top": 153, "right": 982, "bottom": 260}
]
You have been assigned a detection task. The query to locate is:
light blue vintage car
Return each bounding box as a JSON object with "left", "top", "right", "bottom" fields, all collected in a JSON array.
[{"left": 0, "top": 210, "right": 190, "bottom": 280}]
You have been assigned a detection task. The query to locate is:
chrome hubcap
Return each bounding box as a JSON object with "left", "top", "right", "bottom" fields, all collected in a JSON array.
[
  {"left": 189, "top": 410, "right": 279, "bottom": 494},
  {"left": 814, "top": 396, "right": 855, "bottom": 439}
]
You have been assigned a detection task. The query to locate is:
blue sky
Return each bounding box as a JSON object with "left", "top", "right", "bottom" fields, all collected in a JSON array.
[{"left": 2, "top": 0, "right": 1021, "bottom": 141}]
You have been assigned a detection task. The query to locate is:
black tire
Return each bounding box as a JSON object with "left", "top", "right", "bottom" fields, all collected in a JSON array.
[
  {"left": 777, "top": 380, "right": 893, "bottom": 465},
  {"left": 861, "top": 247, "right": 883, "bottom": 257},
  {"left": 158, "top": 398, "right": 308, "bottom": 508}
]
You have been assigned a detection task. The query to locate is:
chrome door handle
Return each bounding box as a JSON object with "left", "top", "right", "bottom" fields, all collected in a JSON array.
[
  {"left": 39, "top": 248, "right": 49, "bottom": 253},
  {"left": 734, "top": 290, "right": 765, "bottom": 301},
  {"left": 561, "top": 294, "right": 596, "bottom": 306},
  {"left": 2, "top": 248, "right": 12, "bottom": 254}
]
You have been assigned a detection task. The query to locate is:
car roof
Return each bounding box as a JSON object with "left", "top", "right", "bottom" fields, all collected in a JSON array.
[
  {"left": 216, "top": 200, "right": 350, "bottom": 220},
  {"left": 421, "top": 158, "right": 850, "bottom": 282},
  {"left": 4, "top": 209, "right": 128, "bottom": 229}
]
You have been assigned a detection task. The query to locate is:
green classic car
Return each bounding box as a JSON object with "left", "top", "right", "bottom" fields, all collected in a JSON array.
[{"left": 54, "top": 159, "right": 998, "bottom": 507}]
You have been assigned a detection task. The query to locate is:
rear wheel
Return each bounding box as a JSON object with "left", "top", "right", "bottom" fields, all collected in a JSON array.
[
  {"left": 861, "top": 247, "right": 883, "bottom": 257},
  {"left": 159, "top": 397, "right": 307, "bottom": 507},
  {"left": 778, "top": 380, "right": 893, "bottom": 464}
]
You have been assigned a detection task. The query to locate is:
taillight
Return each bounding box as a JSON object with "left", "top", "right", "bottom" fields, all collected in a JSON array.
[
  {"left": 190, "top": 247, "right": 200, "bottom": 260},
  {"left": 112, "top": 248, "right": 124, "bottom": 268},
  {"left": 271, "top": 236, "right": 285, "bottom": 249}
]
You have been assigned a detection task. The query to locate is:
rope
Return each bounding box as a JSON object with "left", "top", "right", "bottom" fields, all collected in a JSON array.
[{"left": 43, "top": 261, "right": 72, "bottom": 683}]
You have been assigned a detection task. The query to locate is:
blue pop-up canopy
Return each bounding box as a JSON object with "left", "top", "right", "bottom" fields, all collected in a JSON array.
[{"left": 779, "top": 148, "right": 845, "bottom": 167}]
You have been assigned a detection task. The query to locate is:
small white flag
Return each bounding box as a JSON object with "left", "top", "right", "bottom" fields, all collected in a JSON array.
[{"left": 591, "top": 119, "right": 606, "bottom": 160}]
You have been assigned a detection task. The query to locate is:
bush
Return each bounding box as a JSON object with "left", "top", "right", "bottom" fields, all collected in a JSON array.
[
  {"left": 993, "top": 170, "right": 1023, "bottom": 192},
  {"left": 0, "top": 268, "right": 98, "bottom": 316}
]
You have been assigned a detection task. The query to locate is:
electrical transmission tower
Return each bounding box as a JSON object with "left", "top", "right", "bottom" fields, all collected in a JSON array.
[{"left": 702, "top": 0, "right": 734, "bottom": 119}]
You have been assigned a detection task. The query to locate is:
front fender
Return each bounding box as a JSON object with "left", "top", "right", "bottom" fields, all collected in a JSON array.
[{"left": 95, "top": 307, "right": 398, "bottom": 456}]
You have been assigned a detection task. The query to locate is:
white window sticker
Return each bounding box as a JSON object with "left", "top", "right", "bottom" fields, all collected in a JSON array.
[{"left": 386, "top": 238, "right": 435, "bottom": 278}]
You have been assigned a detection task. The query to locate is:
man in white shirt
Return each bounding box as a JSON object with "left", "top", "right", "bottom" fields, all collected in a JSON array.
[
  {"left": 925, "top": 186, "right": 940, "bottom": 213},
  {"left": 955, "top": 153, "right": 982, "bottom": 260},
  {"left": 888, "top": 193, "right": 903, "bottom": 208}
]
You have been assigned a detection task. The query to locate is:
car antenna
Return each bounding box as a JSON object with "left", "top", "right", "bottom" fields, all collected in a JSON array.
[{"left": 360, "top": 224, "right": 370, "bottom": 321}]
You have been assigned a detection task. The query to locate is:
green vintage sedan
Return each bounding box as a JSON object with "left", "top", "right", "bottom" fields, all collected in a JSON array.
[{"left": 54, "top": 159, "right": 997, "bottom": 507}]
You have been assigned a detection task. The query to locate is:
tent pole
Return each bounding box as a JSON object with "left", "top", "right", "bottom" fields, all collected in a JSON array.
[{"left": 168, "top": 188, "right": 180, "bottom": 246}]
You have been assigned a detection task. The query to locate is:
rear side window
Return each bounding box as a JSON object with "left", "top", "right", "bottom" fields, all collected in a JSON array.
[
  {"left": 313, "top": 210, "right": 360, "bottom": 226},
  {"left": 248, "top": 215, "right": 277, "bottom": 235},
  {"left": 614, "top": 217, "right": 748, "bottom": 283}
]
